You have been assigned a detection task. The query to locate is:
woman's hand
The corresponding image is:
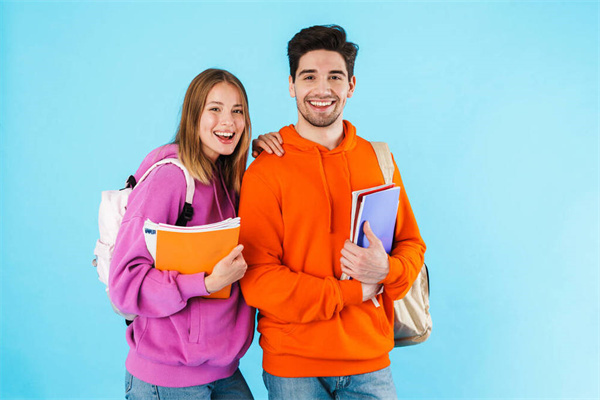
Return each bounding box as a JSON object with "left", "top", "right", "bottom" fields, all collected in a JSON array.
[
  {"left": 251, "top": 132, "right": 284, "bottom": 158},
  {"left": 204, "top": 245, "right": 247, "bottom": 294}
]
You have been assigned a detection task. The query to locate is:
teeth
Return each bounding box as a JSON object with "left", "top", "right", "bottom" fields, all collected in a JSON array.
[
  {"left": 214, "top": 131, "right": 234, "bottom": 139},
  {"left": 309, "top": 101, "right": 333, "bottom": 107}
]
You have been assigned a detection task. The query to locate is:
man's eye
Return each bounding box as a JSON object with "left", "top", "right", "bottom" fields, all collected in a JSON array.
[
  {"left": 304, "top": 76, "right": 314, "bottom": 80},
  {"left": 330, "top": 76, "right": 341, "bottom": 80}
]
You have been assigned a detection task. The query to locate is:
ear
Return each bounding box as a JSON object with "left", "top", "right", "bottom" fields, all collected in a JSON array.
[
  {"left": 347, "top": 75, "right": 356, "bottom": 98},
  {"left": 289, "top": 75, "right": 296, "bottom": 98}
]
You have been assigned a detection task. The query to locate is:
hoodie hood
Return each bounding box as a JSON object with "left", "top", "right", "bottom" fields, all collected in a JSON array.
[
  {"left": 277, "top": 121, "right": 358, "bottom": 233},
  {"left": 132, "top": 143, "right": 236, "bottom": 221},
  {"left": 278, "top": 120, "right": 358, "bottom": 155}
]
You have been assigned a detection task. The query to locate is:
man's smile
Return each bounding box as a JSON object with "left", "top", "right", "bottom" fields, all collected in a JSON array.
[{"left": 307, "top": 99, "right": 337, "bottom": 111}]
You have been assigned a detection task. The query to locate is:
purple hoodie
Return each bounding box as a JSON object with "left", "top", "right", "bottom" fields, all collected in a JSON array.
[{"left": 109, "top": 144, "right": 255, "bottom": 387}]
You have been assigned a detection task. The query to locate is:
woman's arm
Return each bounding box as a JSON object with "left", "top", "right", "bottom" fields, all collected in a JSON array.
[{"left": 108, "top": 165, "right": 210, "bottom": 318}]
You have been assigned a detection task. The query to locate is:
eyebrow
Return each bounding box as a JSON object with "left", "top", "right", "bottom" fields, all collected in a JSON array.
[
  {"left": 207, "top": 101, "right": 243, "bottom": 107},
  {"left": 298, "top": 69, "right": 347, "bottom": 77}
]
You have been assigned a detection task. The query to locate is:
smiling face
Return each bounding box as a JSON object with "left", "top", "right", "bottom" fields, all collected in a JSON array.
[
  {"left": 289, "top": 49, "right": 356, "bottom": 128},
  {"left": 198, "top": 82, "right": 245, "bottom": 162}
]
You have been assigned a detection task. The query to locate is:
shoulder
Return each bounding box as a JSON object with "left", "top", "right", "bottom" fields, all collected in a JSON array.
[
  {"left": 245, "top": 152, "right": 285, "bottom": 180},
  {"left": 133, "top": 144, "right": 179, "bottom": 178},
  {"left": 241, "top": 154, "right": 284, "bottom": 199},
  {"left": 129, "top": 163, "right": 188, "bottom": 214},
  {"left": 354, "top": 134, "right": 372, "bottom": 147}
]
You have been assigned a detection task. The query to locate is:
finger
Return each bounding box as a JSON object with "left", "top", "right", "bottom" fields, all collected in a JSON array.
[
  {"left": 340, "top": 247, "right": 359, "bottom": 264},
  {"left": 227, "top": 244, "right": 244, "bottom": 261},
  {"left": 266, "top": 139, "right": 282, "bottom": 156},
  {"left": 342, "top": 239, "right": 362, "bottom": 256},
  {"left": 258, "top": 142, "right": 274, "bottom": 154},
  {"left": 340, "top": 256, "right": 355, "bottom": 269},
  {"left": 271, "top": 132, "right": 283, "bottom": 144},
  {"left": 252, "top": 151, "right": 258, "bottom": 158},
  {"left": 271, "top": 137, "right": 283, "bottom": 156},
  {"left": 363, "top": 221, "right": 382, "bottom": 248},
  {"left": 236, "top": 253, "right": 246, "bottom": 265},
  {"left": 270, "top": 134, "right": 284, "bottom": 153},
  {"left": 341, "top": 265, "right": 355, "bottom": 278},
  {"left": 264, "top": 136, "right": 283, "bottom": 156}
]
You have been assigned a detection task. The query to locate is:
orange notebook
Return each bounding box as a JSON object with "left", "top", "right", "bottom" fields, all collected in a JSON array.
[{"left": 143, "top": 218, "right": 240, "bottom": 299}]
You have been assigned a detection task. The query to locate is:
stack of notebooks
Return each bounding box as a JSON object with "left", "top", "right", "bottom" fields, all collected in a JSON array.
[
  {"left": 143, "top": 217, "right": 241, "bottom": 299},
  {"left": 350, "top": 184, "right": 401, "bottom": 253}
]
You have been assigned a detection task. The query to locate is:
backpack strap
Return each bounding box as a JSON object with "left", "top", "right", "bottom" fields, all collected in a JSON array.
[
  {"left": 371, "top": 142, "right": 394, "bottom": 185},
  {"left": 136, "top": 158, "right": 195, "bottom": 226}
]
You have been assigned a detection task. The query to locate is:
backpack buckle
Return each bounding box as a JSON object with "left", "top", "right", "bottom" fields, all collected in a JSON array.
[
  {"left": 176, "top": 202, "right": 194, "bottom": 226},
  {"left": 125, "top": 175, "right": 137, "bottom": 189}
]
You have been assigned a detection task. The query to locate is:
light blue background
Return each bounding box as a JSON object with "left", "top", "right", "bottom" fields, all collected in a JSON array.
[{"left": 1, "top": 1, "right": 598, "bottom": 399}]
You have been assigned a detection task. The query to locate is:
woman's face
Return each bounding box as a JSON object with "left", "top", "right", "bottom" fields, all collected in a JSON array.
[{"left": 198, "top": 82, "right": 245, "bottom": 162}]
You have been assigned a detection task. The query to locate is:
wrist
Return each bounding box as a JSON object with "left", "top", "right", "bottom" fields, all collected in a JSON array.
[{"left": 204, "top": 274, "right": 219, "bottom": 294}]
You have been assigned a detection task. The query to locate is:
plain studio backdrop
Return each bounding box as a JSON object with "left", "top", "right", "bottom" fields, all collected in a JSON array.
[{"left": 0, "top": 1, "right": 598, "bottom": 399}]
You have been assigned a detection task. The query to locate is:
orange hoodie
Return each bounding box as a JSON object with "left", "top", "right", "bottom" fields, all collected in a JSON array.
[{"left": 239, "top": 120, "right": 426, "bottom": 378}]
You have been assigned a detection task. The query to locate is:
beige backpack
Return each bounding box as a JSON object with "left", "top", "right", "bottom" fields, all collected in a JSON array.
[{"left": 371, "top": 142, "right": 432, "bottom": 347}]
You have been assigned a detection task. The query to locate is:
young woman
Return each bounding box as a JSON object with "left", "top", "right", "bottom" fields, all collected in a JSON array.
[{"left": 109, "top": 69, "right": 274, "bottom": 399}]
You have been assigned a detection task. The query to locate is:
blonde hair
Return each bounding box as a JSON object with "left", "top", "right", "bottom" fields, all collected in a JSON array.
[{"left": 174, "top": 69, "right": 251, "bottom": 193}]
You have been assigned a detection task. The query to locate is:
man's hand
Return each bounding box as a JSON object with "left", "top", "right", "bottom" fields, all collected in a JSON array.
[
  {"left": 251, "top": 132, "right": 284, "bottom": 158},
  {"left": 361, "top": 282, "right": 382, "bottom": 302},
  {"left": 340, "top": 221, "right": 390, "bottom": 284}
]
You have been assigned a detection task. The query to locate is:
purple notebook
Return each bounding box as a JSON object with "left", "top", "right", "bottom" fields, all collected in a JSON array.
[{"left": 353, "top": 186, "right": 401, "bottom": 253}]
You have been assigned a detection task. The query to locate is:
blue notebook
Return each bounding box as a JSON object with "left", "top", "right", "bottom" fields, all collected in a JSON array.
[{"left": 352, "top": 186, "right": 401, "bottom": 253}]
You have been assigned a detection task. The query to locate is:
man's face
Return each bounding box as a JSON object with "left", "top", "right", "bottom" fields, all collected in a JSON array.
[{"left": 289, "top": 49, "right": 356, "bottom": 128}]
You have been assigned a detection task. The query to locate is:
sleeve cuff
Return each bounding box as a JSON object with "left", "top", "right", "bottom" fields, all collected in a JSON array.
[
  {"left": 381, "top": 255, "right": 404, "bottom": 285},
  {"left": 339, "top": 279, "right": 363, "bottom": 307},
  {"left": 176, "top": 272, "right": 209, "bottom": 301}
]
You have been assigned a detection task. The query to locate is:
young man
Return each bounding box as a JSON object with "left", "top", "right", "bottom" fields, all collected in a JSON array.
[{"left": 239, "top": 25, "right": 426, "bottom": 399}]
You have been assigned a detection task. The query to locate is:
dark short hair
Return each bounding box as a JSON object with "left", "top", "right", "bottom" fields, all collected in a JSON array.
[{"left": 287, "top": 25, "right": 359, "bottom": 82}]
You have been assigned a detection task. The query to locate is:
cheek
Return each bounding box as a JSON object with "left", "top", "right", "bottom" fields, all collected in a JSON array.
[
  {"left": 296, "top": 87, "right": 309, "bottom": 98},
  {"left": 199, "top": 114, "right": 213, "bottom": 132},
  {"left": 235, "top": 116, "right": 245, "bottom": 132}
]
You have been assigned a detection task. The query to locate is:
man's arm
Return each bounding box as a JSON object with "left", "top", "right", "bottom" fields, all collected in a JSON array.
[
  {"left": 341, "top": 156, "right": 426, "bottom": 301},
  {"left": 238, "top": 169, "right": 363, "bottom": 324}
]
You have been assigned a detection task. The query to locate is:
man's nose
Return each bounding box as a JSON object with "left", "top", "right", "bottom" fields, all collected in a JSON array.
[{"left": 315, "top": 77, "right": 332, "bottom": 94}]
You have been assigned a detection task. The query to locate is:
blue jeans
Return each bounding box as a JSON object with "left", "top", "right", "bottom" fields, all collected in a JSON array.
[
  {"left": 263, "top": 366, "right": 397, "bottom": 400},
  {"left": 125, "top": 369, "right": 253, "bottom": 400}
]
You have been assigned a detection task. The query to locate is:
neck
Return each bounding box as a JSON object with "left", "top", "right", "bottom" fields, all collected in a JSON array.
[{"left": 295, "top": 117, "right": 345, "bottom": 150}]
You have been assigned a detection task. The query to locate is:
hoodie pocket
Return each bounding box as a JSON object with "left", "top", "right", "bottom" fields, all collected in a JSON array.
[{"left": 374, "top": 296, "right": 392, "bottom": 336}]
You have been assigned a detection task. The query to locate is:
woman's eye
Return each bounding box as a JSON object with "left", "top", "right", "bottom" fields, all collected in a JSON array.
[
  {"left": 209, "top": 107, "right": 219, "bottom": 112},
  {"left": 233, "top": 109, "right": 243, "bottom": 114}
]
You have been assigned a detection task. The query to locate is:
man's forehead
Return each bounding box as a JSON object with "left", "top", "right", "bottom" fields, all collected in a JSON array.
[{"left": 297, "top": 50, "right": 347, "bottom": 74}]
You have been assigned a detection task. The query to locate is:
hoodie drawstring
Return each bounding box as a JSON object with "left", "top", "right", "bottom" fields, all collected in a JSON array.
[
  {"left": 341, "top": 152, "right": 352, "bottom": 194},
  {"left": 213, "top": 163, "right": 237, "bottom": 220},
  {"left": 212, "top": 179, "right": 225, "bottom": 221},
  {"left": 315, "top": 148, "right": 333, "bottom": 233},
  {"left": 220, "top": 170, "right": 237, "bottom": 218}
]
